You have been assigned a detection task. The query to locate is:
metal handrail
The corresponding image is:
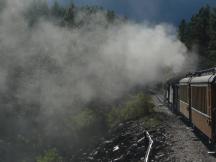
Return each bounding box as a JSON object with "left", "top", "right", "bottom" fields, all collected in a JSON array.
[{"left": 186, "top": 67, "right": 216, "bottom": 77}]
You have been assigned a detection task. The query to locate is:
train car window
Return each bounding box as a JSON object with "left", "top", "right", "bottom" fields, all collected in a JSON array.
[
  {"left": 191, "top": 86, "right": 207, "bottom": 114},
  {"left": 179, "top": 85, "right": 188, "bottom": 103}
]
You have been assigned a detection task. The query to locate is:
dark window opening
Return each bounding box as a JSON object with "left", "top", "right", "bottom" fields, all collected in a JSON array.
[
  {"left": 191, "top": 86, "right": 207, "bottom": 114},
  {"left": 179, "top": 85, "right": 189, "bottom": 103}
]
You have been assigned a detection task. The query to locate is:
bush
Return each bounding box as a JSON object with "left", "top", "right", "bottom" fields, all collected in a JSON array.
[
  {"left": 69, "top": 108, "right": 98, "bottom": 132},
  {"left": 36, "top": 148, "right": 62, "bottom": 162},
  {"left": 107, "top": 93, "right": 155, "bottom": 127}
]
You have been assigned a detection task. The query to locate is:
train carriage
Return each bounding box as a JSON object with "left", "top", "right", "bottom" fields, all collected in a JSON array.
[{"left": 167, "top": 67, "right": 216, "bottom": 142}]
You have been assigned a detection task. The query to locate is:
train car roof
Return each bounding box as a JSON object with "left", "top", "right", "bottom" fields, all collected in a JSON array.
[
  {"left": 179, "top": 77, "right": 191, "bottom": 84},
  {"left": 190, "top": 75, "right": 216, "bottom": 84}
]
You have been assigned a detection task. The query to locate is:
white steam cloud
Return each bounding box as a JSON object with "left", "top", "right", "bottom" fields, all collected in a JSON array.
[{"left": 0, "top": 0, "right": 196, "bottom": 132}]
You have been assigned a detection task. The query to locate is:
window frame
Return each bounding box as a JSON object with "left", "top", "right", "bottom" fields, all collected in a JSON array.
[
  {"left": 191, "top": 84, "right": 208, "bottom": 115},
  {"left": 179, "top": 84, "right": 189, "bottom": 103}
]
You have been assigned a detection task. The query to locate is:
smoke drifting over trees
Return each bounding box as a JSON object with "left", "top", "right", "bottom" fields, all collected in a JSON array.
[{"left": 0, "top": 0, "right": 196, "bottom": 161}]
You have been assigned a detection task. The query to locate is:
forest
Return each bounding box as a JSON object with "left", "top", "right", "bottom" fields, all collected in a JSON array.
[{"left": 178, "top": 5, "right": 216, "bottom": 68}]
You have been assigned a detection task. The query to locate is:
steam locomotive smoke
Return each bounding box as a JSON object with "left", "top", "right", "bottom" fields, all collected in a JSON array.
[{"left": 0, "top": 0, "right": 196, "bottom": 138}]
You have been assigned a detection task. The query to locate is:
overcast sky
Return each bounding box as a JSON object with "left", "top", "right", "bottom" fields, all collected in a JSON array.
[{"left": 54, "top": 0, "right": 216, "bottom": 25}]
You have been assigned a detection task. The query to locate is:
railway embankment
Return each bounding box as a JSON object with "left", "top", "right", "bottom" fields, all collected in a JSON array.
[
  {"left": 72, "top": 94, "right": 216, "bottom": 162},
  {"left": 73, "top": 117, "right": 171, "bottom": 162},
  {"left": 72, "top": 94, "right": 171, "bottom": 162}
]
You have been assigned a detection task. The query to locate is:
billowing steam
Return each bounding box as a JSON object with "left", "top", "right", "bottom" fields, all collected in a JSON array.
[{"left": 0, "top": 0, "right": 196, "bottom": 160}]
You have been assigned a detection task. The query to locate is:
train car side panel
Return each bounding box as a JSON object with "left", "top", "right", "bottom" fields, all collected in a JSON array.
[
  {"left": 191, "top": 85, "right": 213, "bottom": 139},
  {"left": 179, "top": 84, "right": 190, "bottom": 119},
  {"left": 179, "top": 101, "right": 189, "bottom": 118},
  {"left": 191, "top": 108, "right": 212, "bottom": 138},
  {"left": 211, "top": 84, "right": 216, "bottom": 141}
]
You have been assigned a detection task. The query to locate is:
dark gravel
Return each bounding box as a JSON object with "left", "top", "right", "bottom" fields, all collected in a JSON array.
[
  {"left": 152, "top": 95, "right": 216, "bottom": 162},
  {"left": 71, "top": 118, "right": 171, "bottom": 162}
]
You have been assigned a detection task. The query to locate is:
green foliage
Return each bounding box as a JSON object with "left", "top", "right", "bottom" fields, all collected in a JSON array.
[
  {"left": 106, "top": 10, "right": 116, "bottom": 22},
  {"left": 51, "top": 1, "right": 65, "bottom": 17},
  {"left": 141, "top": 116, "right": 161, "bottom": 128},
  {"left": 178, "top": 19, "right": 187, "bottom": 43},
  {"left": 69, "top": 109, "right": 97, "bottom": 131},
  {"left": 24, "top": 0, "right": 49, "bottom": 26},
  {"left": 64, "top": 4, "right": 75, "bottom": 26},
  {"left": 107, "top": 93, "right": 155, "bottom": 128},
  {"left": 67, "top": 93, "right": 155, "bottom": 132},
  {"left": 24, "top": 0, "right": 117, "bottom": 28},
  {"left": 178, "top": 5, "right": 216, "bottom": 68},
  {"left": 36, "top": 148, "right": 62, "bottom": 162}
]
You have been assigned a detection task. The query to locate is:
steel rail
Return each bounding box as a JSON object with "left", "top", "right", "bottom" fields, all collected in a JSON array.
[{"left": 144, "top": 131, "right": 153, "bottom": 162}]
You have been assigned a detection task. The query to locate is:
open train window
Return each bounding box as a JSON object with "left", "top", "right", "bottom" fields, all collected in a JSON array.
[
  {"left": 179, "top": 85, "right": 188, "bottom": 103},
  {"left": 191, "top": 86, "right": 207, "bottom": 114}
]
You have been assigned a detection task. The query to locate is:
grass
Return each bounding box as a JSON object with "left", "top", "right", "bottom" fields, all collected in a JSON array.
[
  {"left": 69, "top": 109, "right": 97, "bottom": 132},
  {"left": 36, "top": 148, "right": 62, "bottom": 162},
  {"left": 140, "top": 114, "right": 162, "bottom": 128},
  {"left": 107, "top": 93, "right": 155, "bottom": 128},
  {"left": 67, "top": 92, "right": 157, "bottom": 131}
]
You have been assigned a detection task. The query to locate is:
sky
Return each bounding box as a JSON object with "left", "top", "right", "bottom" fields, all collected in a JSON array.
[{"left": 53, "top": 0, "right": 216, "bottom": 25}]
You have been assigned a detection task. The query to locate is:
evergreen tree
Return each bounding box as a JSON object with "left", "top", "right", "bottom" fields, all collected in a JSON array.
[
  {"left": 189, "top": 6, "right": 210, "bottom": 55},
  {"left": 64, "top": 3, "right": 75, "bottom": 26},
  {"left": 106, "top": 10, "right": 116, "bottom": 23},
  {"left": 207, "top": 8, "right": 216, "bottom": 67},
  {"left": 178, "top": 5, "right": 213, "bottom": 68},
  {"left": 25, "top": 0, "right": 49, "bottom": 26},
  {"left": 51, "top": 1, "right": 65, "bottom": 18},
  {"left": 178, "top": 19, "right": 187, "bottom": 43}
]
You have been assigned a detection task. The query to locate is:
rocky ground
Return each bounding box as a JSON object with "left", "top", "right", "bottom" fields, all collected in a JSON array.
[
  {"left": 152, "top": 95, "right": 216, "bottom": 162},
  {"left": 80, "top": 121, "right": 171, "bottom": 162},
  {"left": 72, "top": 120, "right": 170, "bottom": 162},
  {"left": 73, "top": 95, "right": 216, "bottom": 162}
]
